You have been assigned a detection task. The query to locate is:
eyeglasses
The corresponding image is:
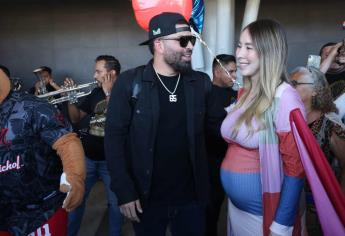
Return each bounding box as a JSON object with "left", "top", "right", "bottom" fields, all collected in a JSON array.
[
  {"left": 291, "top": 80, "right": 314, "bottom": 87},
  {"left": 160, "top": 35, "right": 197, "bottom": 48}
]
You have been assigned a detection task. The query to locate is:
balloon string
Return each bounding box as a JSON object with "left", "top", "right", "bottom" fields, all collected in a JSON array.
[{"left": 191, "top": 27, "right": 241, "bottom": 88}]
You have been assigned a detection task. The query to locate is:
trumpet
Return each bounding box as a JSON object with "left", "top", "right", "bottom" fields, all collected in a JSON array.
[{"left": 37, "top": 81, "right": 98, "bottom": 104}]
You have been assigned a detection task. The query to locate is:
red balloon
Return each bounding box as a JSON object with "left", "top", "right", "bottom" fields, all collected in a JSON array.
[{"left": 132, "top": 0, "right": 193, "bottom": 31}]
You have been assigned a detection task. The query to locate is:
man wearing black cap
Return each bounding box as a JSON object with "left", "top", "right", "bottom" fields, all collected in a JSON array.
[{"left": 105, "top": 12, "right": 225, "bottom": 235}]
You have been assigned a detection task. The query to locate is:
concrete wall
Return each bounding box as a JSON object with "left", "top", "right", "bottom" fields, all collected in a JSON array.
[
  {"left": 0, "top": 0, "right": 150, "bottom": 88},
  {"left": 0, "top": 0, "right": 344, "bottom": 89},
  {"left": 259, "top": 0, "right": 344, "bottom": 72}
]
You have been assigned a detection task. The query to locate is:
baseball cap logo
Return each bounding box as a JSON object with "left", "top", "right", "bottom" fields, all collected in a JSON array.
[{"left": 152, "top": 28, "right": 161, "bottom": 36}]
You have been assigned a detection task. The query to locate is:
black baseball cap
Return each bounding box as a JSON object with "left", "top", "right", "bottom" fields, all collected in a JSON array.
[{"left": 139, "top": 12, "right": 191, "bottom": 46}]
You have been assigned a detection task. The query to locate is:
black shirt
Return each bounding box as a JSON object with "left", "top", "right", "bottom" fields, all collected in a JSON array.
[
  {"left": 326, "top": 70, "right": 345, "bottom": 85},
  {"left": 149, "top": 74, "right": 195, "bottom": 206},
  {"left": 79, "top": 87, "right": 106, "bottom": 161},
  {"left": 29, "top": 84, "right": 56, "bottom": 95},
  {"left": 206, "top": 85, "right": 237, "bottom": 159}
]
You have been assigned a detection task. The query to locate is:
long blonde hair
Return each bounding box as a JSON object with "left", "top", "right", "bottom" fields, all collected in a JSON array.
[{"left": 232, "top": 19, "right": 289, "bottom": 137}]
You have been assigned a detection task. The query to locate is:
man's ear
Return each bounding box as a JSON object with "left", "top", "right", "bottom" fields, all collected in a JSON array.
[
  {"left": 109, "top": 70, "right": 116, "bottom": 79},
  {"left": 154, "top": 39, "right": 164, "bottom": 54},
  {"left": 214, "top": 66, "right": 221, "bottom": 78}
]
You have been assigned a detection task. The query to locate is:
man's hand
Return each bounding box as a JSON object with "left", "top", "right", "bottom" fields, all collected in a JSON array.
[
  {"left": 34, "top": 81, "right": 41, "bottom": 95},
  {"left": 119, "top": 200, "right": 143, "bottom": 222},
  {"left": 101, "top": 73, "right": 116, "bottom": 96},
  {"left": 48, "top": 79, "right": 61, "bottom": 91},
  {"left": 320, "top": 42, "right": 344, "bottom": 73},
  {"left": 329, "top": 42, "right": 343, "bottom": 58},
  {"left": 64, "top": 77, "right": 76, "bottom": 88},
  {"left": 62, "top": 77, "right": 76, "bottom": 97}
]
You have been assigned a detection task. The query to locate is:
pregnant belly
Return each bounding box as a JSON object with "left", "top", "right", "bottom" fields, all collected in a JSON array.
[{"left": 220, "top": 169, "right": 263, "bottom": 216}]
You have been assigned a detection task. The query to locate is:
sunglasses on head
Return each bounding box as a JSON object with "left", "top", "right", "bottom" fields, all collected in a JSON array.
[{"left": 161, "top": 35, "right": 197, "bottom": 48}]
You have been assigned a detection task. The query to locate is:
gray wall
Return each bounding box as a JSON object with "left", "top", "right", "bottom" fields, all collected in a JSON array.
[
  {"left": 0, "top": 0, "right": 344, "bottom": 89},
  {"left": 0, "top": 0, "right": 150, "bottom": 88},
  {"left": 258, "top": 0, "right": 345, "bottom": 71}
]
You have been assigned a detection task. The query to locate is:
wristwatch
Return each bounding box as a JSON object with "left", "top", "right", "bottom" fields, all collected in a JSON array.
[{"left": 105, "top": 91, "right": 111, "bottom": 97}]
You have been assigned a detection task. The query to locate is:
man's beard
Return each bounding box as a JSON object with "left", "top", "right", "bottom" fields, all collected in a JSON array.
[
  {"left": 95, "top": 79, "right": 102, "bottom": 87},
  {"left": 164, "top": 49, "right": 192, "bottom": 73}
]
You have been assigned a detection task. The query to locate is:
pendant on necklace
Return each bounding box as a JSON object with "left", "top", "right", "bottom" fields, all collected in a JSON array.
[{"left": 169, "top": 94, "right": 177, "bottom": 102}]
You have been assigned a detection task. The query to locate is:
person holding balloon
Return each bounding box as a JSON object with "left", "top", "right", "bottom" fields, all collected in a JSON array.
[{"left": 105, "top": 12, "right": 225, "bottom": 236}]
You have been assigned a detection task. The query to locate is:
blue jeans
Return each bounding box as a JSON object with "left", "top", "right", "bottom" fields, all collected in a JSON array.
[
  {"left": 68, "top": 157, "right": 122, "bottom": 236},
  {"left": 133, "top": 202, "right": 205, "bottom": 236}
]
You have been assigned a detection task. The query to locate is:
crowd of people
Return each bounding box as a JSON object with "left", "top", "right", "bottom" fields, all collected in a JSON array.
[{"left": 0, "top": 11, "right": 344, "bottom": 236}]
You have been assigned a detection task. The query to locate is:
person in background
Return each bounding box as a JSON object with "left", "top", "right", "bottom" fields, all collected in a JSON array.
[
  {"left": 29, "top": 66, "right": 61, "bottom": 95},
  {"left": 319, "top": 41, "right": 345, "bottom": 85},
  {"left": 66, "top": 55, "right": 123, "bottom": 236},
  {"left": 220, "top": 19, "right": 306, "bottom": 235},
  {"left": 205, "top": 54, "right": 237, "bottom": 236},
  {"left": 330, "top": 80, "right": 345, "bottom": 122},
  {"left": 0, "top": 64, "right": 11, "bottom": 78},
  {"left": 290, "top": 66, "right": 345, "bottom": 190},
  {"left": 290, "top": 66, "right": 345, "bottom": 235},
  {"left": 0, "top": 66, "right": 85, "bottom": 236}
]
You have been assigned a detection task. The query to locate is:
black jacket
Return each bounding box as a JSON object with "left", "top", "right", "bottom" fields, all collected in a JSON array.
[{"left": 105, "top": 60, "right": 225, "bottom": 206}]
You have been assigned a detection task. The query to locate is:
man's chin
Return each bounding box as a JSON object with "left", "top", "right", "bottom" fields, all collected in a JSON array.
[{"left": 178, "top": 62, "right": 192, "bottom": 73}]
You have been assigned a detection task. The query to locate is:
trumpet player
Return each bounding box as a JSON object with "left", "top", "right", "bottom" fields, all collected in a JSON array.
[
  {"left": 65, "top": 55, "right": 123, "bottom": 236},
  {"left": 30, "top": 66, "right": 61, "bottom": 96}
]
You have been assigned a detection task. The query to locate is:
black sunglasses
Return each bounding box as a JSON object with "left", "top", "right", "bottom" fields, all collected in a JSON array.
[
  {"left": 291, "top": 80, "right": 314, "bottom": 87},
  {"left": 161, "top": 35, "right": 197, "bottom": 48}
]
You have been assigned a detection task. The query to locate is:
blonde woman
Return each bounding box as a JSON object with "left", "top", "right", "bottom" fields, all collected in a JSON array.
[{"left": 220, "top": 19, "right": 306, "bottom": 236}]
